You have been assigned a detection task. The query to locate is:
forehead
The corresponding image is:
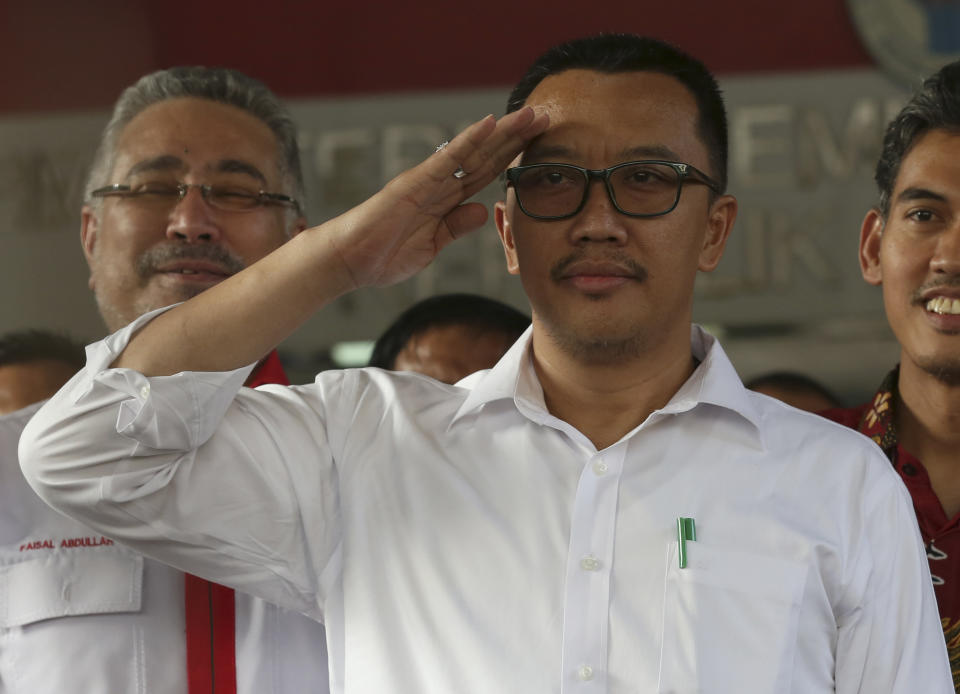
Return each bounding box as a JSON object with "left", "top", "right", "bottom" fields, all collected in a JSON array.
[
  {"left": 110, "top": 97, "right": 283, "bottom": 182},
  {"left": 893, "top": 128, "right": 960, "bottom": 200},
  {"left": 520, "top": 69, "right": 707, "bottom": 167}
]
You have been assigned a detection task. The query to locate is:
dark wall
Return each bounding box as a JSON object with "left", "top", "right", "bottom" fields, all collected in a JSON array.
[{"left": 1, "top": 0, "right": 873, "bottom": 114}]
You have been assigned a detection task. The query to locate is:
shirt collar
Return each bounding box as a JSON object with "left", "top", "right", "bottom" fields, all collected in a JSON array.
[
  {"left": 246, "top": 349, "right": 289, "bottom": 387},
  {"left": 669, "top": 325, "right": 764, "bottom": 436},
  {"left": 452, "top": 324, "right": 764, "bottom": 440},
  {"left": 452, "top": 326, "right": 532, "bottom": 422},
  {"left": 856, "top": 365, "right": 899, "bottom": 453}
]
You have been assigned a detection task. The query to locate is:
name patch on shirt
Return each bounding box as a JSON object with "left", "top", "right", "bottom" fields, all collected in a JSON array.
[{"left": 19, "top": 536, "right": 115, "bottom": 552}]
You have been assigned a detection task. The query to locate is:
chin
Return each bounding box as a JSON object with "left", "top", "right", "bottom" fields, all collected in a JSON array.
[
  {"left": 916, "top": 356, "right": 960, "bottom": 387},
  {"left": 547, "top": 323, "right": 650, "bottom": 363},
  {"left": 147, "top": 285, "right": 208, "bottom": 311}
]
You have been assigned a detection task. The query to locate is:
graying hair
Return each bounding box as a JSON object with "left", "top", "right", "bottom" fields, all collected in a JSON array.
[{"left": 84, "top": 66, "right": 304, "bottom": 203}]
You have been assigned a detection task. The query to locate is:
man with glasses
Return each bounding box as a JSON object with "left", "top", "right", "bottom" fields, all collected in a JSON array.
[
  {"left": 3, "top": 67, "right": 328, "bottom": 693},
  {"left": 21, "top": 35, "right": 951, "bottom": 692}
]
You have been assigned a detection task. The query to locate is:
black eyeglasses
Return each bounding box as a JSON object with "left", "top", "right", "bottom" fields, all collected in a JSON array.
[
  {"left": 505, "top": 160, "right": 721, "bottom": 220},
  {"left": 90, "top": 182, "right": 300, "bottom": 213}
]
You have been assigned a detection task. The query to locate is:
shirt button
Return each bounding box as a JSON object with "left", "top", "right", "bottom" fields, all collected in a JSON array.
[
  {"left": 577, "top": 665, "right": 594, "bottom": 681},
  {"left": 592, "top": 461, "right": 608, "bottom": 476},
  {"left": 579, "top": 555, "right": 601, "bottom": 571},
  {"left": 139, "top": 385, "right": 150, "bottom": 399},
  {"left": 902, "top": 464, "right": 918, "bottom": 476}
]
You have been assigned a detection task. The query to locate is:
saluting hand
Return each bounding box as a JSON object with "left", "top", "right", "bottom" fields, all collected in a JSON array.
[{"left": 324, "top": 106, "right": 548, "bottom": 290}]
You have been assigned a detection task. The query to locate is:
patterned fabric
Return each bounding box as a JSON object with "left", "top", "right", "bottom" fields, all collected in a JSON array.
[
  {"left": 821, "top": 366, "right": 960, "bottom": 691},
  {"left": 854, "top": 368, "right": 898, "bottom": 451}
]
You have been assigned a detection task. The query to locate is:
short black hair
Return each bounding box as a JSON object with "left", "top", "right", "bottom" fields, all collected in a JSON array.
[
  {"left": 875, "top": 59, "right": 960, "bottom": 216},
  {"left": 0, "top": 329, "right": 86, "bottom": 369},
  {"left": 745, "top": 371, "right": 840, "bottom": 409},
  {"left": 506, "top": 33, "right": 729, "bottom": 192},
  {"left": 369, "top": 294, "right": 530, "bottom": 370}
]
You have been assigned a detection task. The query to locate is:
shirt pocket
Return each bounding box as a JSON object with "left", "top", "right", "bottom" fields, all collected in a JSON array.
[
  {"left": 0, "top": 550, "right": 142, "bottom": 627},
  {"left": 657, "top": 541, "right": 807, "bottom": 694}
]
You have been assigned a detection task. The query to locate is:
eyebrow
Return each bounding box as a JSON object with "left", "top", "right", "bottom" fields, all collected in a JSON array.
[
  {"left": 521, "top": 144, "right": 683, "bottom": 165},
  {"left": 895, "top": 187, "right": 949, "bottom": 204},
  {"left": 215, "top": 159, "right": 268, "bottom": 186},
  {"left": 122, "top": 156, "right": 268, "bottom": 186},
  {"left": 124, "top": 155, "right": 184, "bottom": 179}
]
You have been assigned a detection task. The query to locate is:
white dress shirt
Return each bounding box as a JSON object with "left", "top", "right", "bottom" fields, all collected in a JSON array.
[
  {"left": 19, "top": 310, "right": 952, "bottom": 693},
  {"left": 2, "top": 400, "right": 330, "bottom": 694}
]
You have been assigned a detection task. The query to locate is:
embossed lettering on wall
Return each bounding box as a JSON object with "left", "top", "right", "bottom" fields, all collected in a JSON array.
[{"left": 0, "top": 71, "right": 909, "bottom": 341}]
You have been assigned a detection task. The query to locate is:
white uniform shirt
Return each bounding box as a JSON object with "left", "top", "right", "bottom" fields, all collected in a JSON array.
[
  {"left": 19, "top": 312, "right": 953, "bottom": 693},
  {"left": 2, "top": 401, "right": 329, "bottom": 694}
]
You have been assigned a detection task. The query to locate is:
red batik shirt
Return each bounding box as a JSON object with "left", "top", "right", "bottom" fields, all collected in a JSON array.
[{"left": 821, "top": 366, "right": 960, "bottom": 690}]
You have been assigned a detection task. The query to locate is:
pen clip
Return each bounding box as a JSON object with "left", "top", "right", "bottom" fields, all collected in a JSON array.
[{"left": 677, "top": 517, "right": 696, "bottom": 569}]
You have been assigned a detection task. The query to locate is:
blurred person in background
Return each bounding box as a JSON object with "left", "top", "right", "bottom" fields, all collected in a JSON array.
[
  {"left": 2, "top": 66, "right": 329, "bottom": 694},
  {"left": 745, "top": 370, "right": 841, "bottom": 412},
  {"left": 368, "top": 292, "right": 530, "bottom": 383},
  {"left": 0, "top": 329, "right": 84, "bottom": 415}
]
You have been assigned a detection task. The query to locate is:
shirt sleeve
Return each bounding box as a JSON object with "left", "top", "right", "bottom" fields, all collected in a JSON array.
[
  {"left": 18, "top": 307, "right": 341, "bottom": 620},
  {"left": 834, "top": 450, "right": 953, "bottom": 694}
]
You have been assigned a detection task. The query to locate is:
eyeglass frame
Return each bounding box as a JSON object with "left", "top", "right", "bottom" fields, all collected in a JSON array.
[
  {"left": 504, "top": 159, "right": 722, "bottom": 221},
  {"left": 89, "top": 182, "right": 301, "bottom": 214}
]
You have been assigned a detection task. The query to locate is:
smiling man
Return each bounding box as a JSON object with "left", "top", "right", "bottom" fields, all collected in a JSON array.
[
  {"left": 821, "top": 60, "right": 960, "bottom": 690},
  {"left": 82, "top": 74, "right": 305, "bottom": 332},
  {"left": 20, "top": 36, "right": 952, "bottom": 692},
  {"left": 3, "top": 67, "right": 328, "bottom": 694}
]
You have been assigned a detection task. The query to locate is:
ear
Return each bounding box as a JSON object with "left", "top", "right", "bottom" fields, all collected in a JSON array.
[
  {"left": 494, "top": 200, "right": 520, "bottom": 275},
  {"left": 697, "top": 194, "right": 737, "bottom": 272},
  {"left": 859, "top": 209, "right": 884, "bottom": 286},
  {"left": 80, "top": 205, "right": 98, "bottom": 290}
]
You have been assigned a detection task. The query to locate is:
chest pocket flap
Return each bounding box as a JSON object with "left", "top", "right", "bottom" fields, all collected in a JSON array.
[{"left": 0, "top": 551, "right": 143, "bottom": 628}]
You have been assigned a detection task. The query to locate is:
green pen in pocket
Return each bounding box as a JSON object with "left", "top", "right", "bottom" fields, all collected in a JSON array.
[{"left": 677, "top": 517, "right": 696, "bottom": 569}]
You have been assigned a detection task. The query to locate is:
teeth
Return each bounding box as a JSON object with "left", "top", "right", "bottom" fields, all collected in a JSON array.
[
  {"left": 180, "top": 269, "right": 196, "bottom": 274},
  {"left": 926, "top": 296, "right": 960, "bottom": 315}
]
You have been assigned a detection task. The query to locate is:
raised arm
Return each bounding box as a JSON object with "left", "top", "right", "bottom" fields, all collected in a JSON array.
[{"left": 115, "top": 107, "right": 547, "bottom": 376}]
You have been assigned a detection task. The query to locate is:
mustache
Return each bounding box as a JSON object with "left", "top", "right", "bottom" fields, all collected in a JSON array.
[
  {"left": 911, "top": 275, "right": 960, "bottom": 305},
  {"left": 135, "top": 244, "right": 246, "bottom": 282},
  {"left": 549, "top": 251, "right": 648, "bottom": 283}
]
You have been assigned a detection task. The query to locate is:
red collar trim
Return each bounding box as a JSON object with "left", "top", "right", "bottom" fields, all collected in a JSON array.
[{"left": 245, "top": 350, "right": 289, "bottom": 387}]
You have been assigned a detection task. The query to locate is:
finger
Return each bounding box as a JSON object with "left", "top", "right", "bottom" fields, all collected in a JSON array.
[
  {"left": 430, "top": 114, "right": 497, "bottom": 181},
  {"left": 439, "top": 107, "right": 549, "bottom": 194},
  {"left": 458, "top": 112, "right": 550, "bottom": 196},
  {"left": 445, "top": 202, "right": 488, "bottom": 238},
  {"left": 435, "top": 203, "right": 489, "bottom": 251}
]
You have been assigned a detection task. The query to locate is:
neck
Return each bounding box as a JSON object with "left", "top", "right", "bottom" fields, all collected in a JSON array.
[
  {"left": 531, "top": 324, "right": 697, "bottom": 450},
  {"left": 896, "top": 358, "right": 960, "bottom": 461}
]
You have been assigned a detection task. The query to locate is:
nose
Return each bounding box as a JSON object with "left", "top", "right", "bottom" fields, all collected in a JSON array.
[
  {"left": 931, "top": 219, "right": 960, "bottom": 275},
  {"left": 567, "top": 180, "right": 629, "bottom": 245},
  {"left": 165, "top": 186, "right": 222, "bottom": 243}
]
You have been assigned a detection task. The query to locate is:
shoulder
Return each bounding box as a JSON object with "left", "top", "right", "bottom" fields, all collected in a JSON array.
[
  {"left": 1, "top": 401, "right": 45, "bottom": 447},
  {"left": 749, "top": 390, "right": 873, "bottom": 447},
  {"left": 747, "top": 390, "right": 897, "bottom": 486}
]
